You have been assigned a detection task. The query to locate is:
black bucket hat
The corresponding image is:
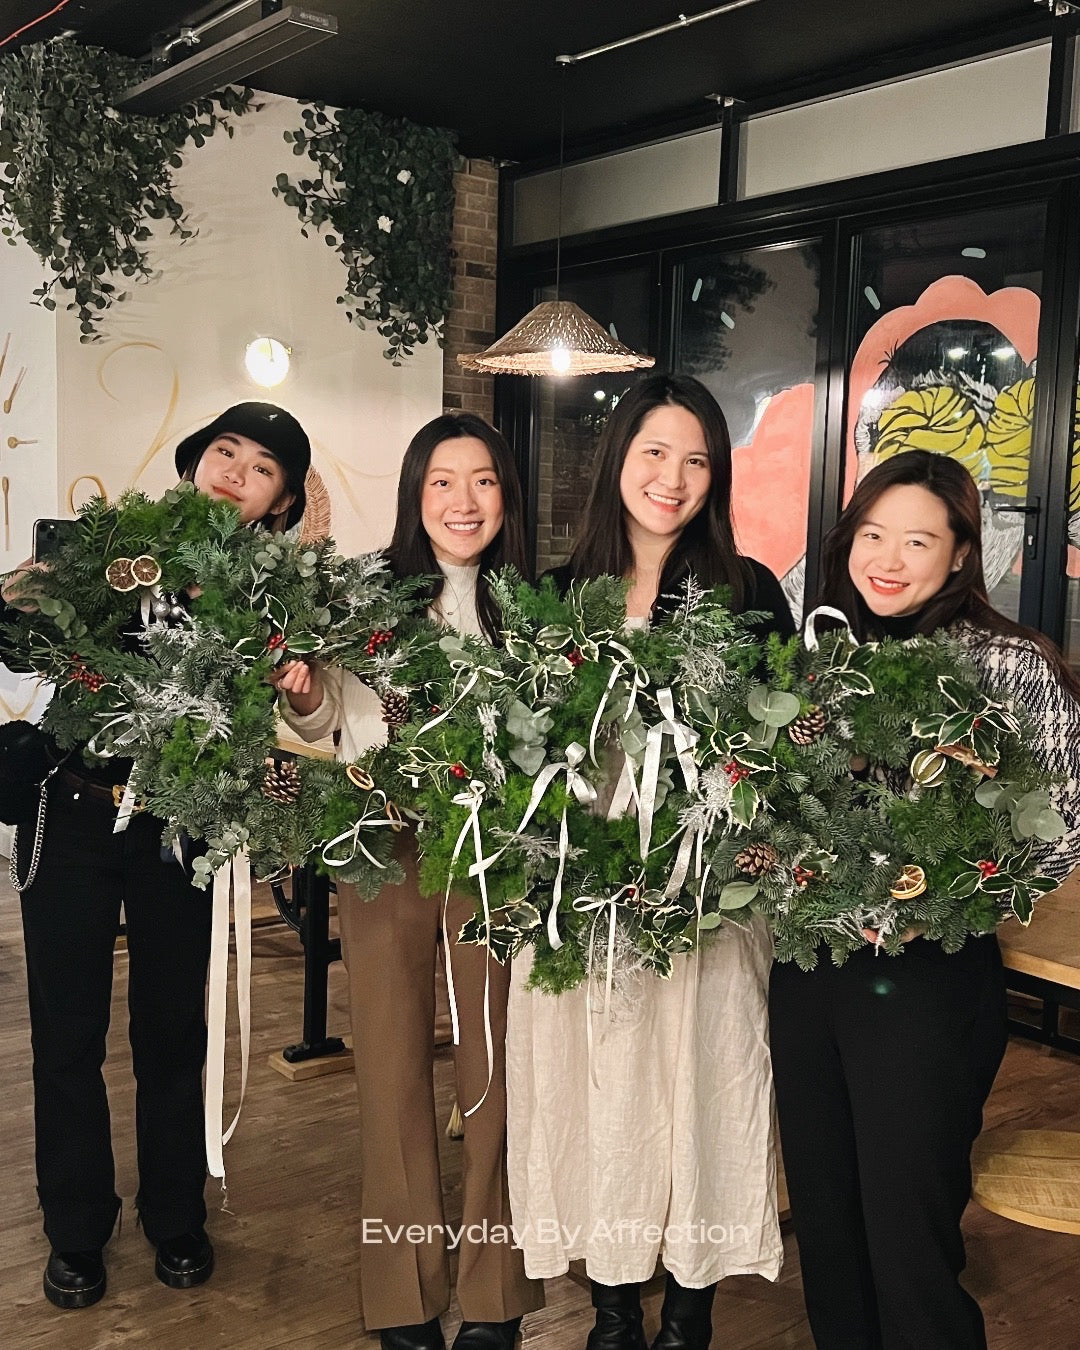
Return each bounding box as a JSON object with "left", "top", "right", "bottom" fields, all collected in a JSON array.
[{"left": 174, "top": 401, "right": 311, "bottom": 530}]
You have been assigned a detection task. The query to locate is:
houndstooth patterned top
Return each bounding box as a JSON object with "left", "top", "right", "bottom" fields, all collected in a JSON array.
[{"left": 959, "top": 625, "right": 1080, "bottom": 885}]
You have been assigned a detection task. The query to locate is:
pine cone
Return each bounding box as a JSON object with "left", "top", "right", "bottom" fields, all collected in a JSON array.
[
  {"left": 381, "top": 690, "right": 410, "bottom": 728},
  {"left": 735, "top": 842, "right": 781, "bottom": 877},
  {"left": 789, "top": 705, "right": 826, "bottom": 746},
  {"left": 262, "top": 758, "right": 302, "bottom": 804}
]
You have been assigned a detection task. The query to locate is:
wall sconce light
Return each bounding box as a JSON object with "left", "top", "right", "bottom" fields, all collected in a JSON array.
[{"left": 244, "top": 336, "right": 291, "bottom": 388}]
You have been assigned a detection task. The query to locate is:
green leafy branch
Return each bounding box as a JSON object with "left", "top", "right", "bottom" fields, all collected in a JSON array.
[
  {"left": 274, "top": 102, "right": 460, "bottom": 364},
  {"left": 0, "top": 38, "right": 254, "bottom": 339}
]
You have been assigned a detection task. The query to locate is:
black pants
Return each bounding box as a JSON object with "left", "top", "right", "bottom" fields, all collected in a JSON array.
[
  {"left": 769, "top": 934, "right": 1007, "bottom": 1350},
  {"left": 17, "top": 778, "right": 212, "bottom": 1251}
]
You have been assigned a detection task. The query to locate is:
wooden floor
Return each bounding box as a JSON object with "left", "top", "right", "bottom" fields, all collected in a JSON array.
[{"left": 1, "top": 876, "right": 1079, "bottom": 1350}]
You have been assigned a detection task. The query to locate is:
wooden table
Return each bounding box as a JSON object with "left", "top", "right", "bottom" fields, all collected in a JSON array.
[
  {"left": 998, "top": 873, "right": 1080, "bottom": 1053},
  {"left": 971, "top": 1129, "right": 1080, "bottom": 1235}
]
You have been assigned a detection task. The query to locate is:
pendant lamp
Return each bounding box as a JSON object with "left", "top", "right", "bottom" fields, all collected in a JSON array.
[{"left": 458, "top": 62, "right": 655, "bottom": 378}]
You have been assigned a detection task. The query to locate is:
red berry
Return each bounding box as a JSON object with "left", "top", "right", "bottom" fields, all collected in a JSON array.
[
  {"left": 807, "top": 673, "right": 816, "bottom": 683},
  {"left": 973, "top": 717, "right": 982, "bottom": 728},
  {"left": 568, "top": 648, "right": 584, "bottom": 667},
  {"left": 450, "top": 763, "right": 467, "bottom": 779}
]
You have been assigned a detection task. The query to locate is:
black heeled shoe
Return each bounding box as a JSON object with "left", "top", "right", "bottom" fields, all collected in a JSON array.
[
  {"left": 586, "top": 1281, "right": 647, "bottom": 1350},
  {"left": 380, "top": 1318, "right": 446, "bottom": 1350},
  {"left": 452, "top": 1317, "right": 522, "bottom": 1350},
  {"left": 154, "top": 1227, "right": 214, "bottom": 1288},
  {"left": 43, "top": 1248, "right": 106, "bottom": 1309},
  {"left": 649, "top": 1274, "right": 717, "bottom": 1350}
]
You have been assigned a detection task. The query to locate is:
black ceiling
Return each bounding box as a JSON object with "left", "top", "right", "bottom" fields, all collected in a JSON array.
[{"left": 1, "top": 0, "right": 1049, "bottom": 162}]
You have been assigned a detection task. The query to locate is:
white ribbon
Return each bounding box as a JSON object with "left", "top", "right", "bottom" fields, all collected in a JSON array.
[
  {"left": 505, "top": 742, "right": 596, "bottom": 950},
  {"left": 112, "top": 779, "right": 140, "bottom": 834},
  {"left": 320, "top": 791, "right": 403, "bottom": 871},
  {"left": 416, "top": 659, "right": 500, "bottom": 737},
  {"left": 587, "top": 641, "right": 649, "bottom": 768},
  {"left": 204, "top": 849, "right": 252, "bottom": 1198},
  {"left": 573, "top": 880, "right": 641, "bottom": 1087},
  {"left": 438, "top": 780, "right": 500, "bottom": 1120},
  {"left": 802, "top": 605, "right": 855, "bottom": 651},
  {"left": 638, "top": 687, "right": 699, "bottom": 860}
]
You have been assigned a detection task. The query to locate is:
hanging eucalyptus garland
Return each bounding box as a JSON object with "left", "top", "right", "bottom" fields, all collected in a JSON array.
[
  {"left": 0, "top": 39, "right": 254, "bottom": 338},
  {"left": 273, "top": 102, "right": 460, "bottom": 364}
]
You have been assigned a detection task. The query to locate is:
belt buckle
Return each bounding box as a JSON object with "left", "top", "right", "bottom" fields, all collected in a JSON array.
[{"left": 112, "top": 784, "right": 142, "bottom": 812}]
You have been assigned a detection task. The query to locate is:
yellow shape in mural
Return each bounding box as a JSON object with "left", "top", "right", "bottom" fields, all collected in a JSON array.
[
  {"left": 986, "top": 377, "right": 1033, "bottom": 501},
  {"left": 1072, "top": 388, "right": 1080, "bottom": 515},
  {"left": 874, "top": 386, "right": 985, "bottom": 476}
]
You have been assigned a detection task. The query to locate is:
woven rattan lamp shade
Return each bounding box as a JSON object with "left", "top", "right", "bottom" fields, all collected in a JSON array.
[{"left": 457, "top": 300, "right": 656, "bottom": 376}]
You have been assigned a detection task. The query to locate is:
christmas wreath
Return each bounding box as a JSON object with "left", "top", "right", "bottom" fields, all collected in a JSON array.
[
  {"left": 727, "top": 612, "right": 1068, "bottom": 968},
  {"left": 0, "top": 485, "right": 425, "bottom": 888},
  {"left": 371, "top": 573, "right": 794, "bottom": 993}
]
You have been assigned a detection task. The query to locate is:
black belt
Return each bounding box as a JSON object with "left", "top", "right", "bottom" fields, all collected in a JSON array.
[{"left": 59, "top": 766, "right": 137, "bottom": 810}]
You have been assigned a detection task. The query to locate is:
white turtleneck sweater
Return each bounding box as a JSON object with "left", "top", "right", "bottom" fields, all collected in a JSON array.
[{"left": 280, "top": 560, "right": 482, "bottom": 762}]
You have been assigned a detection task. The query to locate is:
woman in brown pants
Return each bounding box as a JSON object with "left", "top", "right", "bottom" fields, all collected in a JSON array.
[{"left": 275, "top": 413, "right": 543, "bottom": 1350}]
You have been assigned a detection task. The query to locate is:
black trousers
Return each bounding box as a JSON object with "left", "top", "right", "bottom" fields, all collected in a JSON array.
[
  {"left": 769, "top": 934, "right": 1007, "bottom": 1350},
  {"left": 17, "top": 778, "right": 212, "bottom": 1251}
]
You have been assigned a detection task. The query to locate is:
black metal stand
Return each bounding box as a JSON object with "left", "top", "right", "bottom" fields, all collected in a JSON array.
[
  {"left": 1006, "top": 968, "right": 1080, "bottom": 1056},
  {"left": 272, "top": 865, "right": 347, "bottom": 1063}
]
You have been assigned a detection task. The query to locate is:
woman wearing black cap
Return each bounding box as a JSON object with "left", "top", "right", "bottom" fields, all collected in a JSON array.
[{"left": 1, "top": 401, "right": 309, "bottom": 1311}]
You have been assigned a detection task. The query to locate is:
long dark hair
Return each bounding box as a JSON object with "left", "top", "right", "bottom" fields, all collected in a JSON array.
[
  {"left": 818, "top": 449, "right": 1080, "bottom": 698},
  {"left": 566, "top": 372, "right": 750, "bottom": 612},
  {"left": 386, "top": 412, "right": 528, "bottom": 642}
]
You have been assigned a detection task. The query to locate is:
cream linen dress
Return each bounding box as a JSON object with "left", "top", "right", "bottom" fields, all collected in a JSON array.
[{"left": 505, "top": 618, "right": 782, "bottom": 1288}]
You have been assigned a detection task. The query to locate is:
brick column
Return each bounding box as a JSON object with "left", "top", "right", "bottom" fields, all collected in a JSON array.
[{"left": 442, "top": 158, "right": 498, "bottom": 418}]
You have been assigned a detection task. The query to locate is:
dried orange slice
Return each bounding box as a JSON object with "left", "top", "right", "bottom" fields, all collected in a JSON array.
[
  {"left": 889, "top": 865, "right": 928, "bottom": 901},
  {"left": 131, "top": 554, "right": 162, "bottom": 586},
  {"left": 346, "top": 765, "right": 374, "bottom": 791},
  {"left": 105, "top": 557, "right": 137, "bottom": 592}
]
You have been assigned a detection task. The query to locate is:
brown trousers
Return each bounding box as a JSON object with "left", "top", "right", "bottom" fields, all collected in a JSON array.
[{"left": 337, "top": 843, "right": 544, "bottom": 1329}]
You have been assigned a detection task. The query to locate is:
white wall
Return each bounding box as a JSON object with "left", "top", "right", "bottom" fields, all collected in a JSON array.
[
  {"left": 0, "top": 241, "right": 59, "bottom": 570},
  {"left": 36, "top": 91, "right": 442, "bottom": 557}
]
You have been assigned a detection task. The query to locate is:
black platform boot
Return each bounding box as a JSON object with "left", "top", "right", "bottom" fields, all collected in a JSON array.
[
  {"left": 380, "top": 1318, "right": 447, "bottom": 1350},
  {"left": 650, "top": 1274, "right": 717, "bottom": 1350},
  {"left": 586, "top": 1281, "right": 647, "bottom": 1350}
]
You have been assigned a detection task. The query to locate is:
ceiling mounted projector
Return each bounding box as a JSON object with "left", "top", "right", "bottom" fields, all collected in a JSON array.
[{"left": 117, "top": 4, "right": 337, "bottom": 114}]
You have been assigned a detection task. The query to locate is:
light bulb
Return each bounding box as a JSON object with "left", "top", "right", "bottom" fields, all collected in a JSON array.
[
  {"left": 244, "top": 337, "right": 290, "bottom": 388},
  {"left": 550, "top": 347, "right": 571, "bottom": 374}
]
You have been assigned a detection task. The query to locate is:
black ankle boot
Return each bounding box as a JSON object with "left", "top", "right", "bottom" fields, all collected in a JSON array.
[
  {"left": 43, "top": 1248, "right": 106, "bottom": 1309},
  {"left": 380, "top": 1318, "right": 446, "bottom": 1350},
  {"left": 650, "top": 1274, "right": 717, "bottom": 1350},
  {"left": 452, "top": 1317, "right": 522, "bottom": 1350},
  {"left": 586, "top": 1281, "right": 647, "bottom": 1350}
]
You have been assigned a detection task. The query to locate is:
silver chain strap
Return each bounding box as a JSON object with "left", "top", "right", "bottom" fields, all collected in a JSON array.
[{"left": 9, "top": 768, "right": 56, "bottom": 894}]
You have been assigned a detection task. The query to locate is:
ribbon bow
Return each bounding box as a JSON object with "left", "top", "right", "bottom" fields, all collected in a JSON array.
[
  {"left": 508, "top": 742, "right": 597, "bottom": 951},
  {"left": 638, "top": 687, "right": 699, "bottom": 860}
]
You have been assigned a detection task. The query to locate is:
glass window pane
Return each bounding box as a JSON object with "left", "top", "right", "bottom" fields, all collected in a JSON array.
[
  {"left": 531, "top": 266, "right": 653, "bottom": 576},
  {"left": 673, "top": 239, "right": 822, "bottom": 619},
  {"left": 848, "top": 202, "right": 1047, "bottom": 622}
]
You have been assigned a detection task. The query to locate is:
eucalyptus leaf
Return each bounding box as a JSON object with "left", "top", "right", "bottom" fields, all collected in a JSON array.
[
  {"left": 717, "top": 880, "right": 760, "bottom": 910},
  {"left": 746, "top": 685, "right": 800, "bottom": 727}
]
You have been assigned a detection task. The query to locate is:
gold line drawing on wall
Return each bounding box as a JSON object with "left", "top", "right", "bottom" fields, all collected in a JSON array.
[
  {"left": 67, "top": 475, "right": 108, "bottom": 513},
  {"left": 96, "top": 341, "right": 182, "bottom": 487}
]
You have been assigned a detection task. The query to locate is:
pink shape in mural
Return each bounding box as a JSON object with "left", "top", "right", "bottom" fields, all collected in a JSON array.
[{"left": 732, "top": 382, "right": 815, "bottom": 582}]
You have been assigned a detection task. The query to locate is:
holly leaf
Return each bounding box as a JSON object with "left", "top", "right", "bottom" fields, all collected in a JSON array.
[{"left": 729, "top": 778, "right": 759, "bottom": 828}]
